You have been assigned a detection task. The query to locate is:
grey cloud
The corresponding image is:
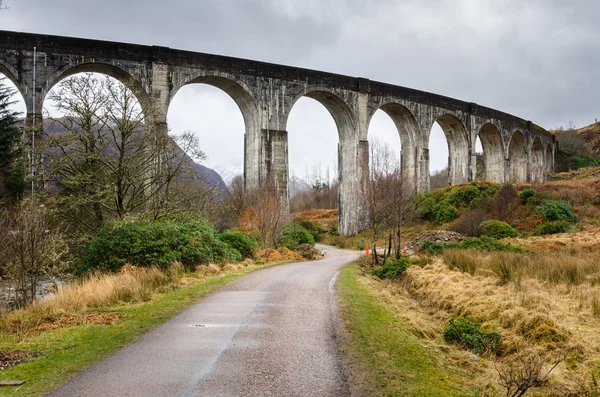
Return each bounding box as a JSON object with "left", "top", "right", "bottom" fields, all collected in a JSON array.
[{"left": 1, "top": 0, "right": 599, "bottom": 176}]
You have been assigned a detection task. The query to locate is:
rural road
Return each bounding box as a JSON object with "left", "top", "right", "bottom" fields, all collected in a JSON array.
[{"left": 47, "top": 245, "right": 360, "bottom": 397}]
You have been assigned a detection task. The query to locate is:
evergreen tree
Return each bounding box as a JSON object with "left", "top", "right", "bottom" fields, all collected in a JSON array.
[{"left": 0, "top": 77, "right": 24, "bottom": 198}]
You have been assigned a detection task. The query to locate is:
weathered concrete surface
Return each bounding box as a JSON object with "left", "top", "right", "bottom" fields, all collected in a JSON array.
[
  {"left": 46, "top": 246, "right": 359, "bottom": 397},
  {"left": 0, "top": 30, "right": 557, "bottom": 235}
]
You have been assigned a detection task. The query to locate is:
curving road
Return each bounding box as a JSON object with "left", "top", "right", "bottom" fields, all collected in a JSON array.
[{"left": 47, "top": 245, "right": 359, "bottom": 397}]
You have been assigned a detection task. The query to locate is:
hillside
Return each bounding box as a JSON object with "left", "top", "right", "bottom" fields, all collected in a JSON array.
[
  {"left": 42, "top": 119, "right": 228, "bottom": 196},
  {"left": 550, "top": 121, "right": 600, "bottom": 157},
  {"left": 300, "top": 174, "right": 600, "bottom": 395}
]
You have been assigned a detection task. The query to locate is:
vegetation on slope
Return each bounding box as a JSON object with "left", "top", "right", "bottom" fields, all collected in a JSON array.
[{"left": 338, "top": 261, "right": 475, "bottom": 397}]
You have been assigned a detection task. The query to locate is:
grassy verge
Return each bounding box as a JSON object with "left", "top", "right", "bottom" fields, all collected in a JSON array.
[
  {"left": 0, "top": 263, "right": 281, "bottom": 396},
  {"left": 337, "top": 262, "right": 473, "bottom": 397}
]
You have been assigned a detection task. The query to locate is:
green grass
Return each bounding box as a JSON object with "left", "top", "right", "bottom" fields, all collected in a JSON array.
[
  {"left": 337, "top": 262, "right": 475, "bottom": 396},
  {"left": 0, "top": 264, "right": 280, "bottom": 396}
]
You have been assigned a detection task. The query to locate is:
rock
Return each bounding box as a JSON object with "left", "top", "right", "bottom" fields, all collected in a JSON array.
[{"left": 405, "top": 230, "right": 467, "bottom": 253}]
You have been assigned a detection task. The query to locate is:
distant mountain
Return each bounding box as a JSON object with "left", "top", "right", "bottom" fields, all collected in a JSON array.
[
  {"left": 289, "top": 174, "right": 312, "bottom": 197},
  {"left": 213, "top": 160, "right": 243, "bottom": 185}
]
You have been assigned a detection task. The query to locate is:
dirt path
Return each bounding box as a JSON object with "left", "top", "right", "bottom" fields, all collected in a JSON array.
[{"left": 47, "top": 245, "right": 359, "bottom": 397}]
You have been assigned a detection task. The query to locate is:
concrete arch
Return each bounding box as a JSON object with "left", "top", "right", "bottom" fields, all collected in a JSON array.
[
  {"left": 367, "top": 102, "right": 419, "bottom": 191},
  {"left": 284, "top": 89, "right": 356, "bottom": 143},
  {"left": 170, "top": 73, "right": 261, "bottom": 190},
  {"left": 367, "top": 102, "right": 418, "bottom": 147},
  {"left": 430, "top": 114, "right": 470, "bottom": 185},
  {"left": 171, "top": 73, "right": 259, "bottom": 132},
  {"left": 0, "top": 62, "right": 28, "bottom": 116},
  {"left": 477, "top": 123, "right": 505, "bottom": 183},
  {"left": 508, "top": 130, "right": 527, "bottom": 183},
  {"left": 0, "top": 61, "right": 20, "bottom": 90},
  {"left": 45, "top": 63, "right": 150, "bottom": 113},
  {"left": 530, "top": 137, "right": 544, "bottom": 183}
]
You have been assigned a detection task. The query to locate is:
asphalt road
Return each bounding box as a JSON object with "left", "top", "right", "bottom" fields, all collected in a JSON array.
[{"left": 47, "top": 245, "right": 359, "bottom": 397}]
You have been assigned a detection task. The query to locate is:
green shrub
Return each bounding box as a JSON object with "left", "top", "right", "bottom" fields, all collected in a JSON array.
[
  {"left": 449, "top": 185, "right": 482, "bottom": 207},
  {"left": 519, "top": 188, "right": 536, "bottom": 205},
  {"left": 536, "top": 220, "right": 573, "bottom": 236},
  {"left": 294, "top": 218, "right": 321, "bottom": 241},
  {"left": 81, "top": 220, "right": 241, "bottom": 273},
  {"left": 220, "top": 230, "right": 256, "bottom": 259},
  {"left": 526, "top": 191, "right": 554, "bottom": 206},
  {"left": 433, "top": 200, "right": 458, "bottom": 225},
  {"left": 421, "top": 237, "right": 524, "bottom": 255},
  {"left": 443, "top": 317, "right": 501, "bottom": 355},
  {"left": 370, "top": 257, "right": 410, "bottom": 280},
  {"left": 535, "top": 200, "right": 577, "bottom": 223},
  {"left": 416, "top": 192, "right": 436, "bottom": 221},
  {"left": 355, "top": 238, "right": 367, "bottom": 251},
  {"left": 281, "top": 222, "right": 315, "bottom": 250},
  {"left": 480, "top": 220, "right": 519, "bottom": 239}
]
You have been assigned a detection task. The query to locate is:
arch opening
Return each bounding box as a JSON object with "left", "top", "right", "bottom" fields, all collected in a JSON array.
[
  {"left": 168, "top": 83, "right": 246, "bottom": 187},
  {"left": 428, "top": 114, "right": 470, "bottom": 189},
  {"left": 367, "top": 103, "right": 419, "bottom": 193},
  {"left": 285, "top": 90, "right": 355, "bottom": 143},
  {"left": 531, "top": 137, "right": 544, "bottom": 183},
  {"left": 287, "top": 97, "right": 339, "bottom": 212},
  {"left": 508, "top": 131, "right": 527, "bottom": 184},
  {"left": 478, "top": 123, "right": 505, "bottom": 183},
  {"left": 47, "top": 63, "right": 150, "bottom": 111},
  {"left": 429, "top": 122, "right": 450, "bottom": 189}
]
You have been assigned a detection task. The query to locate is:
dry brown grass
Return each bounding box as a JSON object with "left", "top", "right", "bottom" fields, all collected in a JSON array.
[
  {"left": 361, "top": 240, "right": 600, "bottom": 395},
  {"left": 0, "top": 260, "right": 260, "bottom": 336},
  {"left": 292, "top": 209, "right": 337, "bottom": 221}
]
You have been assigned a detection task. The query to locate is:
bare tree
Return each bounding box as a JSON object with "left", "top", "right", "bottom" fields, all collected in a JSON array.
[
  {"left": 237, "top": 186, "right": 286, "bottom": 248},
  {"left": 495, "top": 351, "right": 566, "bottom": 397},
  {"left": 43, "top": 73, "right": 207, "bottom": 234},
  {"left": 0, "top": 198, "right": 69, "bottom": 307},
  {"left": 366, "top": 139, "right": 416, "bottom": 264}
]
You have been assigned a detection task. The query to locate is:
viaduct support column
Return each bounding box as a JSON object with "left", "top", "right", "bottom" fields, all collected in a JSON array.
[
  {"left": 259, "top": 129, "right": 289, "bottom": 215},
  {"left": 338, "top": 136, "right": 366, "bottom": 235},
  {"left": 400, "top": 145, "right": 419, "bottom": 195},
  {"left": 416, "top": 147, "right": 430, "bottom": 193}
]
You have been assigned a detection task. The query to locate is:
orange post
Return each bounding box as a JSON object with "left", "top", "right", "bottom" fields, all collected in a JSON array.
[{"left": 365, "top": 244, "right": 369, "bottom": 256}]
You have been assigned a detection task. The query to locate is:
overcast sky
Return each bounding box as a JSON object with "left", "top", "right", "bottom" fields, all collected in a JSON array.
[{"left": 1, "top": 0, "right": 599, "bottom": 180}]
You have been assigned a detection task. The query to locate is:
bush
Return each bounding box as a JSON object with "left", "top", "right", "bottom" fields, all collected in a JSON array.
[
  {"left": 81, "top": 220, "right": 241, "bottom": 273},
  {"left": 519, "top": 188, "right": 536, "bottom": 205},
  {"left": 480, "top": 220, "right": 519, "bottom": 239},
  {"left": 370, "top": 257, "right": 410, "bottom": 280},
  {"left": 355, "top": 238, "right": 367, "bottom": 251},
  {"left": 416, "top": 192, "right": 436, "bottom": 221},
  {"left": 294, "top": 218, "right": 321, "bottom": 241},
  {"left": 448, "top": 208, "right": 487, "bottom": 237},
  {"left": 449, "top": 185, "right": 482, "bottom": 207},
  {"left": 281, "top": 222, "right": 315, "bottom": 250},
  {"left": 594, "top": 193, "right": 600, "bottom": 206},
  {"left": 220, "top": 230, "right": 256, "bottom": 259},
  {"left": 443, "top": 317, "right": 502, "bottom": 355},
  {"left": 492, "top": 184, "right": 519, "bottom": 221},
  {"left": 433, "top": 200, "right": 459, "bottom": 225},
  {"left": 535, "top": 200, "right": 577, "bottom": 223},
  {"left": 536, "top": 220, "right": 573, "bottom": 236},
  {"left": 525, "top": 191, "right": 553, "bottom": 206},
  {"left": 421, "top": 237, "right": 524, "bottom": 255}
]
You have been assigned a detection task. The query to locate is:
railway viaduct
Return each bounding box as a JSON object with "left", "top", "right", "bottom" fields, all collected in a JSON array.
[{"left": 0, "top": 30, "right": 556, "bottom": 235}]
